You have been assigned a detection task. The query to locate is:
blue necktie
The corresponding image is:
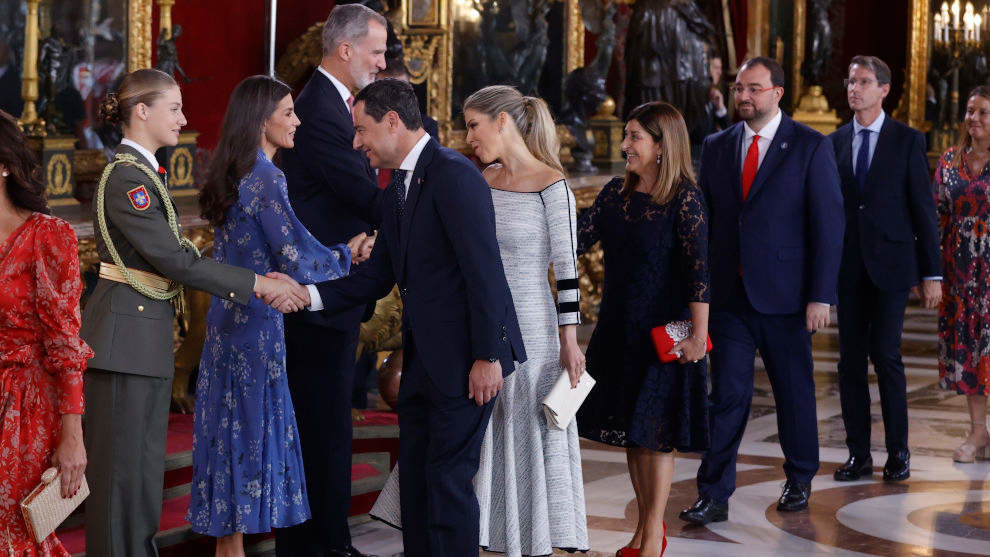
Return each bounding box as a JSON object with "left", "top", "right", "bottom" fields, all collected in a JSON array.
[
  {"left": 391, "top": 168, "right": 409, "bottom": 229},
  {"left": 855, "top": 128, "right": 871, "bottom": 192}
]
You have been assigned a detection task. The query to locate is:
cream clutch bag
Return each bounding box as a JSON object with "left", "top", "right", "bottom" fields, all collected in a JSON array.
[
  {"left": 20, "top": 467, "right": 89, "bottom": 543},
  {"left": 541, "top": 369, "right": 596, "bottom": 430}
]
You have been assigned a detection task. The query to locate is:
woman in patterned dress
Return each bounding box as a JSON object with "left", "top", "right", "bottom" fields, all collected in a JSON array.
[
  {"left": 189, "top": 76, "right": 367, "bottom": 555},
  {"left": 934, "top": 86, "right": 990, "bottom": 463},
  {"left": 576, "top": 102, "right": 710, "bottom": 557},
  {"left": 0, "top": 110, "right": 93, "bottom": 555},
  {"left": 462, "top": 85, "right": 589, "bottom": 556}
]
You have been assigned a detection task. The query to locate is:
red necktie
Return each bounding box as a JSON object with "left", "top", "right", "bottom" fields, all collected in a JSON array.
[
  {"left": 378, "top": 168, "right": 392, "bottom": 189},
  {"left": 346, "top": 95, "right": 354, "bottom": 115},
  {"left": 741, "top": 134, "right": 761, "bottom": 199}
]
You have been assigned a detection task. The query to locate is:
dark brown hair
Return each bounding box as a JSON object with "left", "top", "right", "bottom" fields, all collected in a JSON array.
[
  {"left": 98, "top": 68, "right": 177, "bottom": 128},
  {"left": 199, "top": 75, "right": 292, "bottom": 227},
  {"left": 953, "top": 85, "right": 990, "bottom": 170},
  {"left": 849, "top": 55, "right": 891, "bottom": 86},
  {"left": 740, "top": 56, "right": 786, "bottom": 88},
  {"left": 621, "top": 102, "right": 696, "bottom": 205},
  {"left": 0, "top": 111, "right": 50, "bottom": 215}
]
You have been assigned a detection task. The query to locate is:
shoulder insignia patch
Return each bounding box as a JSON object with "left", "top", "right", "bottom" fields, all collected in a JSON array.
[{"left": 127, "top": 185, "right": 151, "bottom": 210}]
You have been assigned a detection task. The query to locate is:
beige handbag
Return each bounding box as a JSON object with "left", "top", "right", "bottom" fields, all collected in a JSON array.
[{"left": 19, "top": 467, "right": 89, "bottom": 543}]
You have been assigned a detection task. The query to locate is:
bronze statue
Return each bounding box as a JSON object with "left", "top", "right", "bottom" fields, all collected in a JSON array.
[
  {"left": 156, "top": 25, "right": 189, "bottom": 82},
  {"left": 801, "top": 0, "right": 832, "bottom": 86},
  {"left": 38, "top": 26, "right": 67, "bottom": 128},
  {"left": 471, "top": 0, "right": 551, "bottom": 95},
  {"left": 623, "top": 0, "right": 714, "bottom": 132}
]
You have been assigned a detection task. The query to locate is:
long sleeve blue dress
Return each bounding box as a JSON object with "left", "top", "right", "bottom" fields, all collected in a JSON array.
[{"left": 187, "top": 150, "right": 351, "bottom": 536}]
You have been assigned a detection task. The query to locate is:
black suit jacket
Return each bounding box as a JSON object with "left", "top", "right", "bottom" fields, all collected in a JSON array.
[
  {"left": 315, "top": 138, "right": 526, "bottom": 397},
  {"left": 282, "top": 70, "right": 382, "bottom": 330},
  {"left": 423, "top": 115, "right": 440, "bottom": 140},
  {"left": 829, "top": 115, "right": 941, "bottom": 291}
]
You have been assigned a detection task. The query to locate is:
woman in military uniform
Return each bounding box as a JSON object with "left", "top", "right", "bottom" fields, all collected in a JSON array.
[{"left": 79, "top": 68, "right": 304, "bottom": 557}]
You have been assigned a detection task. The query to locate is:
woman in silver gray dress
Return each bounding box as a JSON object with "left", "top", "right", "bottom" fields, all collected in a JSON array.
[{"left": 463, "top": 85, "right": 589, "bottom": 556}]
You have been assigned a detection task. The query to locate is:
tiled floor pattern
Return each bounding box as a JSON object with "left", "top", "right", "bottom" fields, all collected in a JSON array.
[{"left": 350, "top": 306, "right": 990, "bottom": 556}]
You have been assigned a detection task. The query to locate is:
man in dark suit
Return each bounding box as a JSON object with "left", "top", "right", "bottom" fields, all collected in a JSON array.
[
  {"left": 267, "top": 78, "right": 525, "bottom": 556},
  {"left": 829, "top": 55, "right": 941, "bottom": 483},
  {"left": 276, "top": 5, "right": 385, "bottom": 556},
  {"left": 680, "top": 57, "right": 845, "bottom": 524}
]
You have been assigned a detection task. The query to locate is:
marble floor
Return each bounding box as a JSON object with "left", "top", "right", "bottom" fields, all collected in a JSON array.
[{"left": 348, "top": 305, "right": 990, "bottom": 556}]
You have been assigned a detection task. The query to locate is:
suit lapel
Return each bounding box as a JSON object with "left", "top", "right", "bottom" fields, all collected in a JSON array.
[
  {"left": 398, "top": 138, "right": 438, "bottom": 278},
  {"left": 834, "top": 123, "right": 854, "bottom": 185},
  {"left": 863, "top": 116, "right": 894, "bottom": 195},
  {"left": 745, "top": 115, "right": 794, "bottom": 202},
  {"left": 727, "top": 123, "right": 744, "bottom": 204}
]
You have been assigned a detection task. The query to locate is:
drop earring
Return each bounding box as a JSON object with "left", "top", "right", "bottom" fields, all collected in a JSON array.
[{"left": 656, "top": 154, "right": 661, "bottom": 164}]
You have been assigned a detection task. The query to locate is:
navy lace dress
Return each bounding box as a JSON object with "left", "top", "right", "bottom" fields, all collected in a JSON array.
[{"left": 575, "top": 177, "right": 710, "bottom": 452}]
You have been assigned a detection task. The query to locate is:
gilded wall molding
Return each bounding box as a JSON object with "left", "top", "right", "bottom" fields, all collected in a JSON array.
[
  {"left": 792, "top": 0, "right": 805, "bottom": 100},
  {"left": 129, "top": 0, "right": 154, "bottom": 70},
  {"left": 892, "top": 0, "right": 930, "bottom": 132},
  {"left": 565, "top": 0, "right": 584, "bottom": 73}
]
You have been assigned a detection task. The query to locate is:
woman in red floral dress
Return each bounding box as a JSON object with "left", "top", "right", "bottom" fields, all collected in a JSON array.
[
  {"left": 934, "top": 87, "right": 990, "bottom": 463},
  {"left": 0, "top": 110, "right": 93, "bottom": 555}
]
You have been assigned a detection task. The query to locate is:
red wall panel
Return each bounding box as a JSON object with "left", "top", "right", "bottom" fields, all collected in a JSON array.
[{"left": 154, "top": 0, "right": 335, "bottom": 148}]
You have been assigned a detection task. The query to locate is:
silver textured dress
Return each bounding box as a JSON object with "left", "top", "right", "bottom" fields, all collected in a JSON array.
[
  {"left": 476, "top": 180, "right": 589, "bottom": 556},
  {"left": 370, "top": 180, "right": 588, "bottom": 555}
]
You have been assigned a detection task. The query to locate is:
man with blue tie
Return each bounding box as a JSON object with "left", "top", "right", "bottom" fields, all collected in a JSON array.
[
  {"left": 828, "top": 56, "right": 941, "bottom": 483},
  {"left": 680, "top": 57, "right": 844, "bottom": 525}
]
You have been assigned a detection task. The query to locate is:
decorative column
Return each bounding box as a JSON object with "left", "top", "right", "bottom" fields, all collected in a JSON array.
[
  {"left": 158, "top": 0, "right": 176, "bottom": 38},
  {"left": 18, "top": 0, "right": 45, "bottom": 137}
]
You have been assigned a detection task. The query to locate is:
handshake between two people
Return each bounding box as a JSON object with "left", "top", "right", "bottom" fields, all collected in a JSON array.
[{"left": 251, "top": 232, "right": 376, "bottom": 314}]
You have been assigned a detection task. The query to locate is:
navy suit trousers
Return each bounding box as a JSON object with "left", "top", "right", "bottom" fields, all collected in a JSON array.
[
  {"left": 698, "top": 283, "right": 819, "bottom": 502},
  {"left": 837, "top": 249, "right": 910, "bottom": 457},
  {"left": 397, "top": 331, "right": 494, "bottom": 557}
]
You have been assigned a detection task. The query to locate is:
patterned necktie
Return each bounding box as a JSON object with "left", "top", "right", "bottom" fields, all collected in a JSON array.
[
  {"left": 741, "top": 134, "right": 761, "bottom": 199},
  {"left": 855, "top": 128, "right": 871, "bottom": 192},
  {"left": 391, "top": 168, "right": 409, "bottom": 231}
]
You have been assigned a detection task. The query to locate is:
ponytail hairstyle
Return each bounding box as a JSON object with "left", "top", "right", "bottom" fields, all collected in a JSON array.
[
  {"left": 621, "top": 101, "right": 696, "bottom": 205},
  {"left": 200, "top": 75, "right": 292, "bottom": 227},
  {"left": 98, "top": 68, "right": 177, "bottom": 129},
  {"left": 463, "top": 85, "right": 564, "bottom": 175}
]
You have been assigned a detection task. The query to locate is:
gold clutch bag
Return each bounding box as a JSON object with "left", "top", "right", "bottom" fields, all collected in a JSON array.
[{"left": 19, "top": 467, "right": 89, "bottom": 543}]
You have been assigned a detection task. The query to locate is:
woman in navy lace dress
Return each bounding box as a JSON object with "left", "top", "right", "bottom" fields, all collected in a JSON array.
[
  {"left": 188, "top": 76, "right": 365, "bottom": 554},
  {"left": 576, "top": 102, "right": 710, "bottom": 557}
]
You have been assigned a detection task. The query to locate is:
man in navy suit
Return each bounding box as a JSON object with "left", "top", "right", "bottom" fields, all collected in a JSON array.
[
  {"left": 276, "top": 5, "right": 385, "bottom": 556},
  {"left": 829, "top": 56, "right": 941, "bottom": 483},
  {"left": 680, "top": 57, "right": 844, "bottom": 524},
  {"left": 269, "top": 79, "right": 525, "bottom": 556}
]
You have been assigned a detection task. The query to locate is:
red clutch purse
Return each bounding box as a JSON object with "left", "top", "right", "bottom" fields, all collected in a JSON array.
[{"left": 650, "top": 320, "right": 713, "bottom": 363}]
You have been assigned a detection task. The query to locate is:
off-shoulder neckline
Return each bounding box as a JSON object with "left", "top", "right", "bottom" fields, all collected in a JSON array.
[{"left": 489, "top": 178, "right": 567, "bottom": 194}]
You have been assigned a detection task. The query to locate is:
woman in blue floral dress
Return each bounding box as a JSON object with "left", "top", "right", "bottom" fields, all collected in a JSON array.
[{"left": 187, "top": 76, "right": 364, "bottom": 554}]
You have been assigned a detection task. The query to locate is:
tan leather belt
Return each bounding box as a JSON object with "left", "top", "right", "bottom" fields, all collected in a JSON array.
[{"left": 99, "top": 262, "right": 173, "bottom": 296}]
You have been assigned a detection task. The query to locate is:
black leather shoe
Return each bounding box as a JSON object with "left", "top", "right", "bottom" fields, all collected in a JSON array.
[
  {"left": 776, "top": 481, "right": 811, "bottom": 512},
  {"left": 679, "top": 497, "right": 728, "bottom": 525},
  {"left": 328, "top": 546, "right": 377, "bottom": 557},
  {"left": 833, "top": 454, "right": 874, "bottom": 481},
  {"left": 883, "top": 450, "right": 911, "bottom": 482}
]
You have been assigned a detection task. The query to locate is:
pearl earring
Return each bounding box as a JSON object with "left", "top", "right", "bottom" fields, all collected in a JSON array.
[
  {"left": 1, "top": 171, "right": 8, "bottom": 177},
  {"left": 656, "top": 154, "right": 661, "bottom": 164}
]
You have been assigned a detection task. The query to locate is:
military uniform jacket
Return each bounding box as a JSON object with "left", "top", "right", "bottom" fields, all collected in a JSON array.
[{"left": 80, "top": 144, "right": 255, "bottom": 378}]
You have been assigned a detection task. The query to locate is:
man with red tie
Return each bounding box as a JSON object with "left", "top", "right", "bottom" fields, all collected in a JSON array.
[{"left": 679, "top": 57, "right": 844, "bottom": 525}]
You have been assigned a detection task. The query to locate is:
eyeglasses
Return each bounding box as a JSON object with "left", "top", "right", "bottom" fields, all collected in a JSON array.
[
  {"left": 729, "top": 84, "right": 778, "bottom": 96},
  {"left": 843, "top": 77, "right": 878, "bottom": 89}
]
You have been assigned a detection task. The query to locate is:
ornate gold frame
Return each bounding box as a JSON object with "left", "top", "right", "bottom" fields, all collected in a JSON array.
[
  {"left": 129, "top": 0, "right": 154, "bottom": 70},
  {"left": 892, "top": 0, "right": 929, "bottom": 131}
]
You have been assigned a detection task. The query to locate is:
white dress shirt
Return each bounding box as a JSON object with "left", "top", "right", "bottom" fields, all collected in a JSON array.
[
  {"left": 316, "top": 65, "right": 353, "bottom": 110},
  {"left": 120, "top": 138, "right": 160, "bottom": 170},
  {"left": 307, "top": 132, "right": 432, "bottom": 311},
  {"left": 851, "top": 110, "right": 884, "bottom": 173},
  {"left": 740, "top": 108, "right": 782, "bottom": 171}
]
